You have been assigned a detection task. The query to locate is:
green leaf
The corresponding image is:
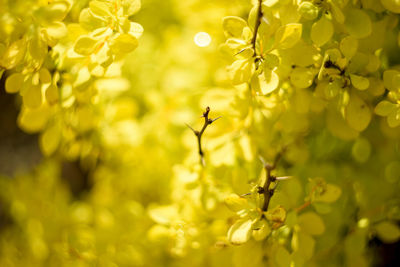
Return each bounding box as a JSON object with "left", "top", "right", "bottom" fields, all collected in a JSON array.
[
  {"left": 375, "top": 221, "right": 400, "bottom": 243},
  {"left": 274, "top": 23, "right": 302, "bottom": 49},
  {"left": 227, "top": 218, "right": 253, "bottom": 245},
  {"left": 298, "top": 212, "right": 325, "bottom": 235},
  {"left": 222, "top": 16, "right": 247, "bottom": 38}
]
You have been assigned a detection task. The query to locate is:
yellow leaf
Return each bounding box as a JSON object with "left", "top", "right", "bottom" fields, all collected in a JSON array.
[
  {"left": 122, "top": 0, "right": 141, "bottom": 16},
  {"left": 314, "top": 184, "right": 342, "bottom": 203},
  {"left": 346, "top": 93, "right": 371, "bottom": 132},
  {"left": 375, "top": 221, "right": 400, "bottom": 243},
  {"left": 5, "top": 73, "right": 24, "bottom": 93},
  {"left": 89, "top": 1, "right": 112, "bottom": 17},
  {"left": 228, "top": 218, "right": 253, "bottom": 245},
  {"left": 39, "top": 68, "right": 52, "bottom": 84},
  {"left": 79, "top": 8, "right": 107, "bottom": 31},
  {"left": 110, "top": 34, "right": 139, "bottom": 54},
  {"left": 298, "top": 212, "right": 325, "bottom": 235},
  {"left": 252, "top": 219, "right": 271, "bottom": 241},
  {"left": 350, "top": 74, "right": 369, "bottom": 90},
  {"left": 265, "top": 205, "right": 286, "bottom": 224},
  {"left": 222, "top": 16, "right": 247, "bottom": 38},
  {"left": 40, "top": 122, "right": 61, "bottom": 156},
  {"left": 23, "top": 85, "right": 43, "bottom": 109},
  {"left": 344, "top": 8, "right": 372, "bottom": 39},
  {"left": 0, "top": 39, "right": 26, "bottom": 69},
  {"left": 387, "top": 108, "right": 400, "bottom": 128},
  {"left": 148, "top": 205, "right": 179, "bottom": 225},
  {"left": 225, "top": 194, "right": 248, "bottom": 212},
  {"left": 228, "top": 59, "right": 254, "bottom": 85},
  {"left": 274, "top": 23, "right": 302, "bottom": 49},
  {"left": 18, "top": 106, "right": 50, "bottom": 133},
  {"left": 129, "top": 22, "right": 144, "bottom": 39},
  {"left": 45, "top": 84, "right": 59, "bottom": 105},
  {"left": 74, "top": 36, "right": 99, "bottom": 55},
  {"left": 311, "top": 16, "right": 333, "bottom": 47}
]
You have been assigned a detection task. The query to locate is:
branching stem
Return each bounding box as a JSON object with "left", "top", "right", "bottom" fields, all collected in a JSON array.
[
  {"left": 260, "top": 148, "right": 286, "bottom": 211},
  {"left": 186, "top": 107, "right": 221, "bottom": 166}
]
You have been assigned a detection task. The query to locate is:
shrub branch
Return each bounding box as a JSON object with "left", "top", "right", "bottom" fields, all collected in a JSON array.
[
  {"left": 259, "top": 148, "right": 286, "bottom": 211},
  {"left": 186, "top": 107, "right": 221, "bottom": 166},
  {"left": 251, "top": 0, "right": 263, "bottom": 54}
]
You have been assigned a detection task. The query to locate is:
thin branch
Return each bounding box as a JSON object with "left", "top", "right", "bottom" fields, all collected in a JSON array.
[
  {"left": 295, "top": 201, "right": 311, "bottom": 213},
  {"left": 186, "top": 107, "right": 220, "bottom": 166},
  {"left": 251, "top": 0, "right": 263, "bottom": 55},
  {"left": 260, "top": 147, "right": 287, "bottom": 211}
]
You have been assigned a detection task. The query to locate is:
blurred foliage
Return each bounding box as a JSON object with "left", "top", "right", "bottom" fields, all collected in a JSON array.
[{"left": 0, "top": 0, "right": 400, "bottom": 266}]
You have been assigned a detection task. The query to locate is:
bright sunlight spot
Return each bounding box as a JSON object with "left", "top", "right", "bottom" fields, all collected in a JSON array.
[{"left": 194, "top": 32, "right": 211, "bottom": 47}]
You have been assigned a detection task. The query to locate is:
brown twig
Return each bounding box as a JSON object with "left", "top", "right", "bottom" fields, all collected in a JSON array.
[
  {"left": 186, "top": 107, "right": 221, "bottom": 166},
  {"left": 259, "top": 148, "right": 286, "bottom": 211},
  {"left": 251, "top": 0, "right": 263, "bottom": 55}
]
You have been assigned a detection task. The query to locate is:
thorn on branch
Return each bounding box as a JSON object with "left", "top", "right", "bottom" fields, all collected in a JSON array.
[
  {"left": 259, "top": 147, "right": 288, "bottom": 212},
  {"left": 186, "top": 107, "right": 221, "bottom": 166}
]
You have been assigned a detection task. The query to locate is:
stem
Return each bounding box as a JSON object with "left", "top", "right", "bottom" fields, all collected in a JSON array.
[
  {"left": 186, "top": 107, "right": 221, "bottom": 166},
  {"left": 261, "top": 148, "right": 286, "bottom": 211},
  {"left": 251, "top": 0, "right": 263, "bottom": 55},
  {"left": 295, "top": 201, "right": 311, "bottom": 213}
]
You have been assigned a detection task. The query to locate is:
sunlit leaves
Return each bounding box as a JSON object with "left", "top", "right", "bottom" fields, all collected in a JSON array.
[
  {"left": 274, "top": 23, "right": 302, "bottom": 49},
  {"left": 344, "top": 8, "right": 372, "bottom": 38},
  {"left": 228, "top": 59, "right": 254, "bottom": 85},
  {"left": 110, "top": 34, "right": 139, "bottom": 54},
  {"left": 5, "top": 73, "right": 24, "bottom": 93},
  {"left": 311, "top": 16, "right": 333, "bottom": 47},
  {"left": 252, "top": 219, "right": 271, "bottom": 241},
  {"left": 0, "top": 39, "right": 26, "bottom": 69},
  {"left": 228, "top": 218, "right": 254, "bottom": 245},
  {"left": 225, "top": 194, "right": 248, "bottom": 212},
  {"left": 74, "top": 36, "right": 99, "bottom": 55},
  {"left": 222, "top": 16, "right": 247, "bottom": 38},
  {"left": 40, "top": 122, "right": 61, "bottom": 156}
]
